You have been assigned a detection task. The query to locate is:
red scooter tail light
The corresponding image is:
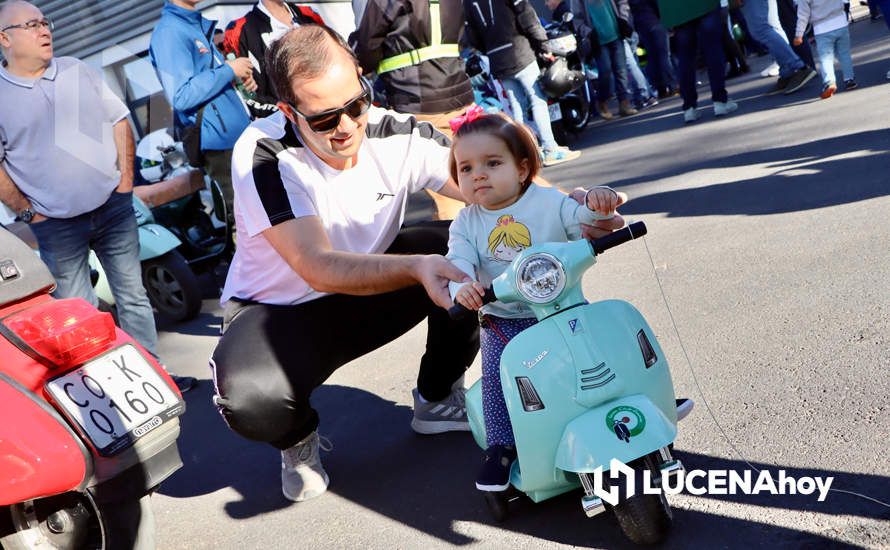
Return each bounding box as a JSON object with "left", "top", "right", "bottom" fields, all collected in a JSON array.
[{"left": 2, "top": 298, "right": 117, "bottom": 368}]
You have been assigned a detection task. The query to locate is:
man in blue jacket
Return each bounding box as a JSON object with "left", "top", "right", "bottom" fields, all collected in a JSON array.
[{"left": 149, "top": 0, "right": 254, "bottom": 230}]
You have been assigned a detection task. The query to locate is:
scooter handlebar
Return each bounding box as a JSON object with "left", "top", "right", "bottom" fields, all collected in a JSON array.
[
  {"left": 591, "top": 221, "right": 647, "bottom": 255},
  {"left": 447, "top": 287, "right": 497, "bottom": 320}
]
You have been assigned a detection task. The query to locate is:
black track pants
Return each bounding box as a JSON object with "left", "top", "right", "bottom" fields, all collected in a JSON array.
[{"left": 210, "top": 222, "right": 480, "bottom": 449}]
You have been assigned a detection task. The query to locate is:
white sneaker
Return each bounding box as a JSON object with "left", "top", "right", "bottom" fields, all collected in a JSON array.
[
  {"left": 281, "top": 431, "right": 332, "bottom": 502},
  {"left": 714, "top": 100, "right": 738, "bottom": 117},
  {"left": 683, "top": 108, "right": 700, "bottom": 123},
  {"left": 760, "top": 62, "right": 780, "bottom": 77}
]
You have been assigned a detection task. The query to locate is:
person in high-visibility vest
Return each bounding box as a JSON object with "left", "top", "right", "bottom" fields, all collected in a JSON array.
[{"left": 351, "top": 0, "right": 474, "bottom": 220}]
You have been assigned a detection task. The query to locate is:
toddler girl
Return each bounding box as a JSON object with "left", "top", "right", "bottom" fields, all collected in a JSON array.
[{"left": 445, "top": 112, "right": 623, "bottom": 492}]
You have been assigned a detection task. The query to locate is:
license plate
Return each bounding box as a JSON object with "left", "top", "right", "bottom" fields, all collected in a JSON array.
[
  {"left": 548, "top": 102, "right": 562, "bottom": 121},
  {"left": 46, "top": 345, "right": 185, "bottom": 456}
]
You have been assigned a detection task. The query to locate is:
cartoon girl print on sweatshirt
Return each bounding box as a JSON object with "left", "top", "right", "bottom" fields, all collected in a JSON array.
[{"left": 487, "top": 214, "right": 532, "bottom": 264}]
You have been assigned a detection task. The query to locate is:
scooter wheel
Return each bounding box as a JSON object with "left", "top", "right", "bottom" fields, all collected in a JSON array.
[{"left": 483, "top": 491, "right": 510, "bottom": 523}]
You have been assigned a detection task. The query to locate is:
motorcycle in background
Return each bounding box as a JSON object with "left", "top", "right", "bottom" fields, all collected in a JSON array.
[
  {"left": 0, "top": 226, "right": 184, "bottom": 548},
  {"left": 539, "top": 12, "right": 592, "bottom": 144}
]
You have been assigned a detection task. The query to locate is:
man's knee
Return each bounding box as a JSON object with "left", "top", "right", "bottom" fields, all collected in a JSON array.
[{"left": 211, "top": 355, "right": 305, "bottom": 443}]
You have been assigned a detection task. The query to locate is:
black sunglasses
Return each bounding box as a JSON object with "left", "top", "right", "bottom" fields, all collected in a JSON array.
[{"left": 290, "top": 78, "right": 373, "bottom": 133}]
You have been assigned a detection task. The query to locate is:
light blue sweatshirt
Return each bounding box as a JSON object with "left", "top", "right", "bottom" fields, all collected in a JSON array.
[{"left": 447, "top": 184, "right": 608, "bottom": 318}]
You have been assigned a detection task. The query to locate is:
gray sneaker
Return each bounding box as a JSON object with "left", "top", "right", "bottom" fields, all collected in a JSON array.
[
  {"left": 281, "top": 431, "right": 332, "bottom": 502},
  {"left": 783, "top": 67, "right": 817, "bottom": 95},
  {"left": 411, "top": 386, "right": 470, "bottom": 434}
]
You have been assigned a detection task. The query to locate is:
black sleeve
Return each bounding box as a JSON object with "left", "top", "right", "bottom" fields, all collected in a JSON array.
[
  {"left": 351, "top": 0, "right": 393, "bottom": 75},
  {"left": 513, "top": 0, "right": 550, "bottom": 53}
]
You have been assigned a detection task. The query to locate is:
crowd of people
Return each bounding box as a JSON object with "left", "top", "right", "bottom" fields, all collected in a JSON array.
[{"left": 0, "top": 0, "right": 886, "bottom": 506}]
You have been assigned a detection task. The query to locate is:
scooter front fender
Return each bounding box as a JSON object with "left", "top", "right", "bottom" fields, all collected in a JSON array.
[
  {"left": 0, "top": 374, "right": 89, "bottom": 505},
  {"left": 137, "top": 223, "right": 180, "bottom": 261},
  {"left": 555, "top": 394, "right": 676, "bottom": 473}
]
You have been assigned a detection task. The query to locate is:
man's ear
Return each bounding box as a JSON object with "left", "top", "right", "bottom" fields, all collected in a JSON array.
[{"left": 277, "top": 101, "right": 296, "bottom": 123}]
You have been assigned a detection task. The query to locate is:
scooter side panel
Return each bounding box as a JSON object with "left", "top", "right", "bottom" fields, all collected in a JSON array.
[
  {"left": 137, "top": 223, "right": 181, "bottom": 261},
  {"left": 465, "top": 381, "right": 487, "bottom": 450},
  {"left": 0, "top": 375, "right": 88, "bottom": 505},
  {"left": 498, "top": 320, "right": 590, "bottom": 494},
  {"left": 497, "top": 300, "right": 677, "bottom": 496},
  {"left": 554, "top": 395, "right": 676, "bottom": 472}
]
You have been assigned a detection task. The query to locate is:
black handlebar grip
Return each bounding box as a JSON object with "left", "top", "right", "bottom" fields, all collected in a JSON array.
[
  {"left": 591, "top": 221, "right": 647, "bottom": 255},
  {"left": 447, "top": 287, "right": 497, "bottom": 320}
]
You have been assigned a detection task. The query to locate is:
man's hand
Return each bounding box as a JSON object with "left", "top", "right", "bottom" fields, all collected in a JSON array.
[
  {"left": 226, "top": 57, "right": 254, "bottom": 82},
  {"left": 242, "top": 72, "right": 259, "bottom": 93},
  {"left": 414, "top": 255, "right": 472, "bottom": 309},
  {"left": 581, "top": 214, "right": 626, "bottom": 240},
  {"left": 30, "top": 213, "right": 48, "bottom": 224},
  {"left": 115, "top": 173, "right": 134, "bottom": 193},
  {"left": 455, "top": 281, "right": 486, "bottom": 311},
  {"left": 792, "top": 36, "right": 803, "bottom": 46}
]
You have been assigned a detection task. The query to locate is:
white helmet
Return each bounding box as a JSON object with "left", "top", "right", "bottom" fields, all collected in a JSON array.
[{"left": 136, "top": 128, "right": 182, "bottom": 182}]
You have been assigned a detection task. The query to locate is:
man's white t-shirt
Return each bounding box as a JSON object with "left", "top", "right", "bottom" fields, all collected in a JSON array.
[{"left": 221, "top": 107, "right": 452, "bottom": 306}]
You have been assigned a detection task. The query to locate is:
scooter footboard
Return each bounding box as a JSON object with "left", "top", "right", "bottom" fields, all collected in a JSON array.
[{"left": 555, "top": 394, "right": 676, "bottom": 473}]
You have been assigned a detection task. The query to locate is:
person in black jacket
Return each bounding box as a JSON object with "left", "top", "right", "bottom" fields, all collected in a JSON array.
[
  {"left": 351, "top": 0, "right": 473, "bottom": 219},
  {"left": 222, "top": 0, "right": 325, "bottom": 118},
  {"left": 463, "top": 0, "right": 581, "bottom": 167}
]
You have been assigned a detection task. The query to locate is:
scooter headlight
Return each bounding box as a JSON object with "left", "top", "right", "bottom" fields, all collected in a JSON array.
[{"left": 515, "top": 253, "right": 566, "bottom": 304}]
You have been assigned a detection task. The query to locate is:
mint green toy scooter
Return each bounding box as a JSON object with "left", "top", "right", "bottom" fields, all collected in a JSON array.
[{"left": 450, "top": 222, "right": 687, "bottom": 545}]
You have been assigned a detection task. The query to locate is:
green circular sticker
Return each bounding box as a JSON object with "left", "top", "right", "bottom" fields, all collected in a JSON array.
[{"left": 605, "top": 405, "right": 646, "bottom": 437}]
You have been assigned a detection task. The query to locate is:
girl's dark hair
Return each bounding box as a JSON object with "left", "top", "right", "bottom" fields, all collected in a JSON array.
[
  {"left": 448, "top": 113, "right": 542, "bottom": 189},
  {"left": 266, "top": 24, "right": 359, "bottom": 108}
]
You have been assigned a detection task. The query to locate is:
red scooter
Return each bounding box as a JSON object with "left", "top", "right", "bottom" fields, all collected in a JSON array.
[{"left": 0, "top": 226, "right": 185, "bottom": 548}]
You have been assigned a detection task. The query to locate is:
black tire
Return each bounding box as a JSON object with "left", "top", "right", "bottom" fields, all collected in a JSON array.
[
  {"left": 0, "top": 493, "right": 155, "bottom": 550},
  {"left": 560, "top": 95, "right": 589, "bottom": 133},
  {"left": 551, "top": 120, "right": 569, "bottom": 146},
  {"left": 483, "top": 491, "right": 509, "bottom": 523},
  {"left": 142, "top": 250, "right": 202, "bottom": 322},
  {"left": 611, "top": 486, "right": 673, "bottom": 545}
]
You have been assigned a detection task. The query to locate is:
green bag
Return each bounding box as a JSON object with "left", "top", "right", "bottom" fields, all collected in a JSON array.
[{"left": 657, "top": 0, "right": 721, "bottom": 28}]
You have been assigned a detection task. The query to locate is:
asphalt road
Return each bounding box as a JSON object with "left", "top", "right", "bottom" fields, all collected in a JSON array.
[{"left": 152, "top": 16, "right": 890, "bottom": 550}]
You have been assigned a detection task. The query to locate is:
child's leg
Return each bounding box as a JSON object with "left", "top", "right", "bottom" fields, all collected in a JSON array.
[
  {"left": 835, "top": 28, "right": 855, "bottom": 81},
  {"left": 813, "top": 33, "right": 837, "bottom": 86},
  {"left": 480, "top": 316, "right": 538, "bottom": 447}
]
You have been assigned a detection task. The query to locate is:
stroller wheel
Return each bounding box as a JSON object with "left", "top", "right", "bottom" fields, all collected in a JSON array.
[{"left": 483, "top": 490, "right": 510, "bottom": 522}]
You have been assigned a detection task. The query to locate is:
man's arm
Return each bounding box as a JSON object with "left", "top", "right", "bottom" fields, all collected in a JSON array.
[
  {"left": 113, "top": 119, "right": 135, "bottom": 193},
  {"left": 262, "top": 216, "right": 471, "bottom": 308},
  {"left": 432, "top": 179, "right": 465, "bottom": 202},
  {"left": 0, "top": 164, "right": 46, "bottom": 223}
]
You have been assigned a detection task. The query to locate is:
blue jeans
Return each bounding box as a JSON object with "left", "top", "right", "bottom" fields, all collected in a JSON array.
[
  {"left": 30, "top": 190, "right": 159, "bottom": 357},
  {"left": 675, "top": 7, "right": 729, "bottom": 110},
  {"left": 500, "top": 61, "right": 559, "bottom": 151},
  {"left": 634, "top": 13, "right": 675, "bottom": 91},
  {"left": 815, "top": 28, "right": 854, "bottom": 86},
  {"left": 625, "top": 37, "right": 654, "bottom": 104},
  {"left": 741, "top": 0, "right": 804, "bottom": 78},
  {"left": 595, "top": 39, "right": 630, "bottom": 103}
]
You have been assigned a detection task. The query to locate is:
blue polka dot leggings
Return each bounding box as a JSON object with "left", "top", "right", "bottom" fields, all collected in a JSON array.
[{"left": 481, "top": 315, "right": 539, "bottom": 447}]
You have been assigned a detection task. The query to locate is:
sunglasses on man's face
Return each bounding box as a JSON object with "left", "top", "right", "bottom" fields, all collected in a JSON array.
[{"left": 290, "top": 78, "right": 373, "bottom": 134}]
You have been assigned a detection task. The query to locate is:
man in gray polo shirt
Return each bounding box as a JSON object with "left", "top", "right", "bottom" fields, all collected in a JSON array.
[{"left": 0, "top": 0, "right": 196, "bottom": 391}]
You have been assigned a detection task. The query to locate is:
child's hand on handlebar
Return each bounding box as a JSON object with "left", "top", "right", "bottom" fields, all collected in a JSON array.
[
  {"left": 585, "top": 186, "right": 625, "bottom": 217},
  {"left": 455, "top": 281, "right": 487, "bottom": 311}
]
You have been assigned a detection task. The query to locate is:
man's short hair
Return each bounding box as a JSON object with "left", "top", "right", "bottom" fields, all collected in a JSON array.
[
  {"left": 0, "top": 1, "right": 31, "bottom": 28},
  {"left": 266, "top": 24, "right": 359, "bottom": 108}
]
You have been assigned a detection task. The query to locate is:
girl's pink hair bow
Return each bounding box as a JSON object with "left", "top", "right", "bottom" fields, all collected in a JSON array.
[{"left": 448, "top": 104, "right": 485, "bottom": 134}]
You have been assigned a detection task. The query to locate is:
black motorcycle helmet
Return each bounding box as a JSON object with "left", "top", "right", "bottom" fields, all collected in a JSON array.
[{"left": 538, "top": 57, "right": 584, "bottom": 99}]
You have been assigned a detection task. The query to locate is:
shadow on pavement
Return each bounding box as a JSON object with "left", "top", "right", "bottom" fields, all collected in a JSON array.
[
  {"left": 158, "top": 384, "right": 884, "bottom": 547},
  {"left": 618, "top": 129, "right": 890, "bottom": 218}
]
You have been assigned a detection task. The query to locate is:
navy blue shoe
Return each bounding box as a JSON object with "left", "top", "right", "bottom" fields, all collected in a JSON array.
[{"left": 476, "top": 445, "right": 516, "bottom": 492}]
